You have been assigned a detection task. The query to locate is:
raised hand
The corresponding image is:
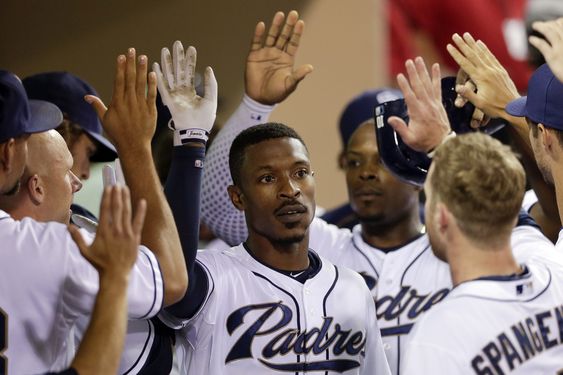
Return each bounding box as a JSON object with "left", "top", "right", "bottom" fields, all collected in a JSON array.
[
  {"left": 446, "top": 33, "right": 520, "bottom": 121},
  {"left": 245, "top": 10, "right": 314, "bottom": 105},
  {"left": 530, "top": 18, "right": 563, "bottom": 83},
  {"left": 153, "top": 42, "right": 217, "bottom": 141},
  {"left": 85, "top": 48, "right": 158, "bottom": 153},
  {"left": 388, "top": 57, "right": 451, "bottom": 153},
  {"left": 69, "top": 185, "right": 146, "bottom": 278}
]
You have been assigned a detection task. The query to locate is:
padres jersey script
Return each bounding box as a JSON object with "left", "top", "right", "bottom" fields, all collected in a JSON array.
[
  {"left": 307, "top": 218, "right": 558, "bottom": 375},
  {"left": 403, "top": 260, "right": 563, "bottom": 374},
  {"left": 0, "top": 210, "right": 164, "bottom": 374},
  {"left": 159, "top": 244, "right": 392, "bottom": 375}
]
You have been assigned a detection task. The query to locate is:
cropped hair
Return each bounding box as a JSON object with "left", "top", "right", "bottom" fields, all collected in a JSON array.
[{"left": 429, "top": 133, "right": 525, "bottom": 243}]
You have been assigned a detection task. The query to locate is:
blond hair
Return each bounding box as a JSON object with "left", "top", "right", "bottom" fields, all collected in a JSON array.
[{"left": 430, "top": 133, "right": 525, "bottom": 243}]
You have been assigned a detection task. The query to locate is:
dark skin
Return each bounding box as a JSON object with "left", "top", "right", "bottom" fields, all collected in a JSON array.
[
  {"left": 228, "top": 137, "right": 315, "bottom": 271},
  {"left": 344, "top": 121, "right": 423, "bottom": 249}
]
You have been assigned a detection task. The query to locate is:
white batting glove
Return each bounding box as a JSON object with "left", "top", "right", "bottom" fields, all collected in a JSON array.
[{"left": 153, "top": 41, "right": 218, "bottom": 146}]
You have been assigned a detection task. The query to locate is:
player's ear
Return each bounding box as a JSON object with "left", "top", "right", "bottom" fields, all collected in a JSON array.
[
  {"left": 437, "top": 202, "right": 449, "bottom": 234},
  {"left": 0, "top": 138, "right": 16, "bottom": 173},
  {"left": 539, "top": 124, "right": 555, "bottom": 152},
  {"left": 227, "top": 184, "right": 245, "bottom": 211},
  {"left": 26, "top": 174, "right": 45, "bottom": 205},
  {"left": 338, "top": 150, "right": 347, "bottom": 170}
]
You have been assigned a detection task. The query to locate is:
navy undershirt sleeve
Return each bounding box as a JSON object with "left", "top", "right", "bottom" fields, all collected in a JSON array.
[{"left": 163, "top": 145, "right": 209, "bottom": 320}]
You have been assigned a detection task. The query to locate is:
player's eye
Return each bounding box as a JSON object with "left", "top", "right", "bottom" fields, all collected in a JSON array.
[
  {"left": 346, "top": 159, "right": 361, "bottom": 169},
  {"left": 294, "top": 168, "right": 310, "bottom": 179},
  {"left": 259, "top": 175, "right": 275, "bottom": 184}
]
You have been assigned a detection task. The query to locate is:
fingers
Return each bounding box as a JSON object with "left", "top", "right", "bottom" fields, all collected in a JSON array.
[
  {"left": 185, "top": 46, "right": 197, "bottom": 90},
  {"left": 396, "top": 73, "right": 417, "bottom": 106},
  {"left": 147, "top": 71, "right": 158, "bottom": 111},
  {"left": 132, "top": 199, "right": 147, "bottom": 237},
  {"left": 286, "top": 19, "right": 304, "bottom": 56},
  {"left": 125, "top": 48, "right": 137, "bottom": 99},
  {"left": 431, "top": 63, "right": 442, "bottom": 102},
  {"left": 290, "top": 64, "right": 314, "bottom": 85},
  {"left": 111, "top": 55, "right": 126, "bottom": 104},
  {"left": 173, "top": 41, "right": 186, "bottom": 86},
  {"left": 414, "top": 57, "right": 433, "bottom": 98},
  {"left": 250, "top": 21, "right": 266, "bottom": 51},
  {"left": 136, "top": 55, "right": 148, "bottom": 99},
  {"left": 275, "top": 10, "right": 299, "bottom": 50},
  {"left": 102, "top": 165, "right": 117, "bottom": 187},
  {"left": 121, "top": 186, "right": 132, "bottom": 236},
  {"left": 404, "top": 60, "right": 427, "bottom": 101},
  {"left": 111, "top": 185, "right": 124, "bottom": 235},
  {"left": 529, "top": 35, "right": 552, "bottom": 58},
  {"left": 152, "top": 62, "right": 171, "bottom": 103},
  {"left": 532, "top": 21, "right": 561, "bottom": 45},
  {"left": 97, "top": 186, "right": 112, "bottom": 233},
  {"left": 161, "top": 47, "right": 175, "bottom": 91},
  {"left": 455, "top": 69, "right": 470, "bottom": 107},
  {"left": 470, "top": 108, "right": 485, "bottom": 129},
  {"left": 455, "top": 83, "right": 481, "bottom": 108},
  {"left": 265, "top": 11, "right": 285, "bottom": 47},
  {"left": 203, "top": 66, "right": 218, "bottom": 106},
  {"left": 84, "top": 95, "right": 108, "bottom": 121}
]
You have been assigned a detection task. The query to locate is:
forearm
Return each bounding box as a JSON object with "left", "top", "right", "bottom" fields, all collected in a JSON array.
[
  {"left": 118, "top": 145, "right": 187, "bottom": 306},
  {"left": 70, "top": 274, "right": 129, "bottom": 375},
  {"left": 201, "top": 95, "right": 274, "bottom": 246}
]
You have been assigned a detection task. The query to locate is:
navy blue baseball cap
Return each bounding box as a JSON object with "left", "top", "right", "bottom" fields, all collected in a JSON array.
[
  {"left": 23, "top": 72, "right": 117, "bottom": 161},
  {"left": 339, "top": 88, "right": 403, "bottom": 147},
  {"left": 506, "top": 64, "right": 563, "bottom": 130},
  {"left": 0, "top": 70, "right": 63, "bottom": 144}
]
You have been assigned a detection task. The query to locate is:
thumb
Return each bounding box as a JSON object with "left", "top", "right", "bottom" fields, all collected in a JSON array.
[
  {"left": 290, "top": 64, "right": 314, "bottom": 86},
  {"left": 84, "top": 95, "right": 108, "bottom": 121},
  {"left": 388, "top": 116, "right": 412, "bottom": 143},
  {"left": 68, "top": 225, "right": 91, "bottom": 260}
]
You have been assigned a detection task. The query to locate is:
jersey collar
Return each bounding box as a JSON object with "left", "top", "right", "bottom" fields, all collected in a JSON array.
[{"left": 448, "top": 262, "right": 551, "bottom": 303}]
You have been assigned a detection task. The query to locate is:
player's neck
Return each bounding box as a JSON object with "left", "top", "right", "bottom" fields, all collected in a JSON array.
[
  {"left": 360, "top": 208, "right": 423, "bottom": 249},
  {"left": 552, "top": 163, "right": 563, "bottom": 224},
  {"left": 245, "top": 232, "right": 310, "bottom": 271},
  {"left": 447, "top": 236, "right": 521, "bottom": 287}
]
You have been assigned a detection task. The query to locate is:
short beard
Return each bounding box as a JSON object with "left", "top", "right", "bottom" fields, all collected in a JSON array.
[
  {"left": 254, "top": 223, "right": 307, "bottom": 247},
  {"left": 2, "top": 180, "right": 20, "bottom": 196}
]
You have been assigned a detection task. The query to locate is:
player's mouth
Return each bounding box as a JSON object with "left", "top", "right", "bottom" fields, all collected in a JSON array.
[
  {"left": 353, "top": 187, "right": 384, "bottom": 199},
  {"left": 275, "top": 203, "right": 308, "bottom": 223}
]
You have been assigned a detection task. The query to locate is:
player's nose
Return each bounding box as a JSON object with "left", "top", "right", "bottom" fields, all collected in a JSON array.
[
  {"left": 278, "top": 176, "right": 301, "bottom": 199},
  {"left": 70, "top": 171, "right": 83, "bottom": 193}
]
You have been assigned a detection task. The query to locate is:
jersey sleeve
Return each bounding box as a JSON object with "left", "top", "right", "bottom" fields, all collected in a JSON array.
[
  {"left": 64, "top": 228, "right": 164, "bottom": 320},
  {"left": 201, "top": 95, "right": 275, "bottom": 246},
  {"left": 510, "top": 223, "right": 563, "bottom": 266},
  {"left": 158, "top": 251, "right": 221, "bottom": 329}
]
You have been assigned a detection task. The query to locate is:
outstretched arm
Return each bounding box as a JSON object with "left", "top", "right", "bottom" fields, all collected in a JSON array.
[
  {"left": 86, "top": 49, "right": 187, "bottom": 306},
  {"left": 201, "top": 10, "right": 313, "bottom": 246},
  {"left": 153, "top": 41, "right": 218, "bottom": 320},
  {"left": 447, "top": 33, "right": 560, "bottom": 241},
  {"left": 66, "top": 186, "right": 146, "bottom": 375},
  {"left": 529, "top": 18, "right": 563, "bottom": 83}
]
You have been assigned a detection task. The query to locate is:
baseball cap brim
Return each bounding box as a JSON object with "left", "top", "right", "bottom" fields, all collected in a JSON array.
[
  {"left": 85, "top": 130, "right": 117, "bottom": 162},
  {"left": 505, "top": 96, "right": 528, "bottom": 118},
  {"left": 27, "top": 100, "right": 63, "bottom": 135}
]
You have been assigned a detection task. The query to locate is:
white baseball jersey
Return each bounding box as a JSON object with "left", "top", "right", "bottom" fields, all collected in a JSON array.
[
  {"left": 307, "top": 218, "right": 559, "bottom": 375},
  {"left": 0, "top": 210, "right": 164, "bottom": 374},
  {"left": 159, "top": 244, "right": 392, "bottom": 375},
  {"left": 557, "top": 229, "right": 563, "bottom": 252},
  {"left": 403, "top": 259, "right": 563, "bottom": 374}
]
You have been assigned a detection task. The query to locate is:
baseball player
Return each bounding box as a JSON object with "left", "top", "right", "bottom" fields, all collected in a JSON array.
[
  {"left": 152, "top": 40, "right": 391, "bottom": 374},
  {"left": 0, "top": 48, "right": 188, "bottom": 374},
  {"left": 403, "top": 133, "right": 563, "bottom": 374},
  {"left": 200, "top": 11, "right": 559, "bottom": 375}
]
